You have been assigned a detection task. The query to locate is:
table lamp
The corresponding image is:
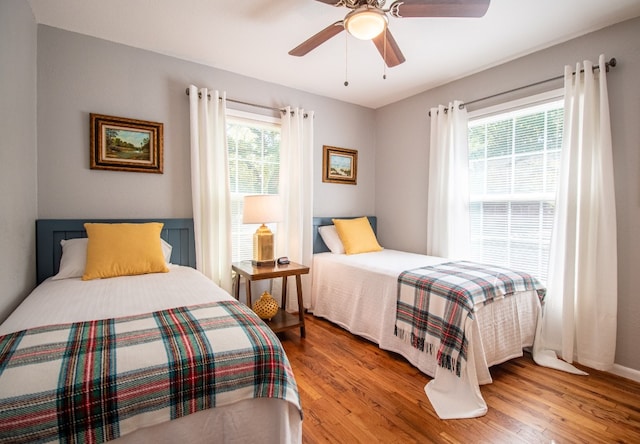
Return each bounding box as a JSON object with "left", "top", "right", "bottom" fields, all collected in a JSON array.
[{"left": 243, "top": 194, "right": 283, "bottom": 266}]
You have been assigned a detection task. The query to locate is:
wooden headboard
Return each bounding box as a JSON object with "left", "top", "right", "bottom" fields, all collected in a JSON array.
[
  {"left": 36, "top": 219, "right": 196, "bottom": 284},
  {"left": 312, "top": 216, "right": 377, "bottom": 254}
]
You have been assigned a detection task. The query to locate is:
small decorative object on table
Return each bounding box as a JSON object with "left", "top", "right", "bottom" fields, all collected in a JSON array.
[{"left": 253, "top": 290, "right": 279, "bottom": 320}]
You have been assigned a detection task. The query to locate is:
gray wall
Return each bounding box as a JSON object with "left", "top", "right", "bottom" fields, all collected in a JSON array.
[
  {"left": 375, "top": 17, "right": 640, "bottom": 373},
  {"left": 0, "top": 1, "right": 38, "bottom": 321},
  {"left": 36, "top": 26, "right": 376, "bottom": 220}
]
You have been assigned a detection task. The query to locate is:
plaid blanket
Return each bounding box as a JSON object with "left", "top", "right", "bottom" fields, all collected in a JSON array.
[
  {"left": 395, "top": 261, "right": 546, "bottom": 377},
  {"left": 0, "top": 301, "right": 301, "bottom": 443}
]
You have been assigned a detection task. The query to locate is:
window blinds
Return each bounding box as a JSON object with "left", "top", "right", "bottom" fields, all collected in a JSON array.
[
  {"left": 468, "top": 98, "right": 563, "bottom": 283},
  {"left": 227, "top": 113, "right": 281, "bottom": 262}
]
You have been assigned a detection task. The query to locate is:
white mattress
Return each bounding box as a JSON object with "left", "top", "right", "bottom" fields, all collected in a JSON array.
[
  {"left": 0, "top": 265, "right": 302, "bottom": 443},
  {"left": 310, "top": 250, "right": 541, "bottom": 418}
]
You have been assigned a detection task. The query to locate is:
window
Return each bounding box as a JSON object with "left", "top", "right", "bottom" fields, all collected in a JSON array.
[
  {"left": 227, "top": 111, "right": 281, "bottom": 262},
  {"left": 467, "top": 92, "right": 563, "bottom": 283}
]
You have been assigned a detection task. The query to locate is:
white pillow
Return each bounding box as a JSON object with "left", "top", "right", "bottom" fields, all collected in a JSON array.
[
  {"left": 52, "top": 237, "right": 173, "bottom": 280},
  {"left": 318, "top": 225, "right": 345, "bottom": 254},
  {"left": 161, "top": 238, "right": 173, "bottom": 263},
  {"left": 52, "top": 238, "right": 88, "bottom": 280}
]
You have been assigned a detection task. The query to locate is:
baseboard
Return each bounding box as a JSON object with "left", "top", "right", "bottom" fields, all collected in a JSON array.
[{"left": 609, "top": 363, "right": 640, "bottom": 383}]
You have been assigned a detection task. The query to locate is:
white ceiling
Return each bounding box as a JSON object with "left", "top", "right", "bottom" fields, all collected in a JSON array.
[{"left": 28, "top": 0, "right": 640, "bottom": 109}]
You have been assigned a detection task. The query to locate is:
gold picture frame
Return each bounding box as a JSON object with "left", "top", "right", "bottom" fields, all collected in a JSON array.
[
  {"left": 90, "top": 113, "right": 163, "bottom": 173},
  {"left": 322, "top": 145, "right": 357, "bottom": 185}
]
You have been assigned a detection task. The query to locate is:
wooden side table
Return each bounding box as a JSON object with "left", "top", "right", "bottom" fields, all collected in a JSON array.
[{"left": 232, "top": 260, "right": 310, "bottom": 338}]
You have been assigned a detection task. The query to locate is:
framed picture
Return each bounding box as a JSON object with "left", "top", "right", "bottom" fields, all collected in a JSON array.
[
  {"left": 322, "top": 145, "right": 358, "bottom": 185},
  {"left": 90, "top": 113, "right": 163, "bottom": 173}
]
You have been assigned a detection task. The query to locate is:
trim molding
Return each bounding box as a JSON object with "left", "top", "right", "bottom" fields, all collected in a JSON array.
[{"left": 609, "top": 363, "right": 640, "bottom": 383}]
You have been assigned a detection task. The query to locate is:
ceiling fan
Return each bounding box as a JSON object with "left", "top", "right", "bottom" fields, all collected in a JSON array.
[{"left": 289, "top": 0, "right": 491, "bottom": 67}]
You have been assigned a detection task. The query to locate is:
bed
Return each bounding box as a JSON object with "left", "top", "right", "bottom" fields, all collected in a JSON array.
[
  {"left": 309, "top": 216, "right": 545, "bottom": 419},
  {"left": 0, "top": 219, "right": 302, "bottom": 443}
]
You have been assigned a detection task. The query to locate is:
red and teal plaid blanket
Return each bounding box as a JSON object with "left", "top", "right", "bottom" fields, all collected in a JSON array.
[
  {"left": 395, "top": 261, "right": 546, "bottom": 377},
  {"left": 0, "top": 300, "right": 301, "bottom": 443}
]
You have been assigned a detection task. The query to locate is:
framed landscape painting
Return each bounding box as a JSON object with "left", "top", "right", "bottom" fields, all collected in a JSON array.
[
  {"left": 322, "top": 145, "right": 357, "bottom": 185},
  {"left": 90, "top": 113, "right": 163, "bottom": 173}
]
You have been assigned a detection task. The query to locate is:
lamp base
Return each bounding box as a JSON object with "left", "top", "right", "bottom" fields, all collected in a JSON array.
[
  {"left": 252, "top": 259, "right": 276, "bottom": 267},
  {"left": 252, "top": 224, "right": 276, "bottom": 267}
]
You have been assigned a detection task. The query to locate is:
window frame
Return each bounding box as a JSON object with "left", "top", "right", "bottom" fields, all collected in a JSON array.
[
  {"left": 226, "top": 109, "right": 282, "bottom": 263},
  {"left": 467, "top": 89, "right": 564, "bottom": 283}
]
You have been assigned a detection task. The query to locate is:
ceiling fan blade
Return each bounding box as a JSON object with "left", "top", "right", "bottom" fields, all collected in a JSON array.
[
  {"left": 314, "top": 0, "right": 343, "bottom": 5},
  {"left": 372, "top": 28, "right": 406, "bottom": 67},
  {"left": 289, "top": 21, "right": 345, "bottom": 57},
  {"left": 389, "top": 0, "right": 491, "bottom": 18}
]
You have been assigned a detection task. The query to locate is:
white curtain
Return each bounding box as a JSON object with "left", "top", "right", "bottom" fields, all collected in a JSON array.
[
  {"left": 275, "top": 107, "right": 314, "bottom": 311},
  {"left": 426, "top": 100, "right": 470, "bottom": 259},
  {"left": 188, "top": 85, "right": 233, "bottom": 293},
  {"left": 539, "top": 54, "right": 617, "bottom": 371}
]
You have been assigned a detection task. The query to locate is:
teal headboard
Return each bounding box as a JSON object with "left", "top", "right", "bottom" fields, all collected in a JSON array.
[
  {"left": 312, "top": 216, "right": 377, "bottom": 254},
  {"left": 36, "top": 219, "right": 196, "bottom": 284}
]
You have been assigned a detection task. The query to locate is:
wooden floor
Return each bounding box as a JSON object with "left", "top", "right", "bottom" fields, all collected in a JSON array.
[{"left": 279, "top": 314, "right": 640, "bottom": 443}]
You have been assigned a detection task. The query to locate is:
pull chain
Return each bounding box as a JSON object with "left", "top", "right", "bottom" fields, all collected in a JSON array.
[
  {"left": 382, "top": 28, "right": 387, "bottom": 80},
  {"left": 344, "top": 30, "right": 349, "bottom": 87}
]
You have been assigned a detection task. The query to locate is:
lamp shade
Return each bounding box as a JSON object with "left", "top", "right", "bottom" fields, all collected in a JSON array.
[
  {"left": 243, "top": 195, "right": 283, "bottom": 224},
  {"left": 345, "top": 8, "right": 387, "bottom": 40}
]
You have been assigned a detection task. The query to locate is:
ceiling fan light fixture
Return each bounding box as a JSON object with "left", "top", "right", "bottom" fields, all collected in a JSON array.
[{"left": 344, "top": 8, "right": 387, "bottom": 40}]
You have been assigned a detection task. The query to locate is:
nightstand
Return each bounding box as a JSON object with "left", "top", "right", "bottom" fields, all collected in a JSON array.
[{"left": 232, "top": 260, "right": 310, "bottom": 338}]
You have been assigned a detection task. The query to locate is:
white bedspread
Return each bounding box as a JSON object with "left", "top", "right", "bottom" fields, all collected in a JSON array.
[
  {"left": 0, "top": 265, "right": 302, "bottom": 443},
  {"left": 310, "top": 250, "right": 541, "bottom": 419},
  {"left": 1, "top": 265, "right": 231, "bottom": 334}
]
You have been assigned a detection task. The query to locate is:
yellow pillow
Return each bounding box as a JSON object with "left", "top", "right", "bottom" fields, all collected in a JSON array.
[
  {"left": 332, "top": 217, "right": 383, "bottom": 255},
  {"left": 82, "top": 222, "right": 169, "bottom": 280}
]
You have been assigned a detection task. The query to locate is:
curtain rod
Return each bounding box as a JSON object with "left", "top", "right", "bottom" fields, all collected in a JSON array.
[
  {"left": 462, "top": 57, "right": 617, "bottom": 110},
  {"left": 185, "top": 88, "right": 311, "bottom": 118},
  {"left": 185, "top": 88, "right": 283, "bottom": 113},
  {"left": 429, "top": 57, "right": 617, "bottom": 116}
]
